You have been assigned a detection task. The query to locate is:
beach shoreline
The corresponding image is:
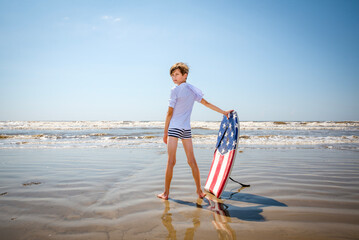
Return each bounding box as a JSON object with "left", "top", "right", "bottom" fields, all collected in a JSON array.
[{"left": 0, "top": 147, "right": 358, "bottom": 239}]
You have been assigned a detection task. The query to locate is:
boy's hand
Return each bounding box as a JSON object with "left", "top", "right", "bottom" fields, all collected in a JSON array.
[
  {"left": 224, "top": 110, "right": 234, "bottom": 119},
  {"left": 163, "top": 133, "right": 168, "bottom": 144}
]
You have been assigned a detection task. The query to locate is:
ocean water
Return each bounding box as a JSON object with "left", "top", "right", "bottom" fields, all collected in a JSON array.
[{"left": 0, "top": 121, "right": 358, "bottom": 150}]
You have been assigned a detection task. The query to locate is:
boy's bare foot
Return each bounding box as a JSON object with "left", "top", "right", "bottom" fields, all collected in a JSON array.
[
  {"left": 197, "top": 191, "right": 206, "bottom": 199},
  {"left": 157, "top": 192, "right": 168, "bottom": 200}
]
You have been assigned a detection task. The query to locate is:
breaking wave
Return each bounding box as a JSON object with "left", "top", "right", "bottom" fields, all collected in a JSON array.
[{"left": 0, "top": 121, "right": 358, "bottom": 150}]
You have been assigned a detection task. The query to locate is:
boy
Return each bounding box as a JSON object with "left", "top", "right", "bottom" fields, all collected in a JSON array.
[{"left": 157, "top": 62, "right": 233, "bottom": 200}]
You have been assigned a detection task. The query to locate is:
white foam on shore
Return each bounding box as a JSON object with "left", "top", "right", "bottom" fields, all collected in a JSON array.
[
  {"left": 1, "top": 134, "right": 358, "bottom": 149},
  {"left": 1, "top": 121, "right": 358, "bottom": 149},
  {"left": 193, "top": 134, "right": 359, "bottom": 145}
]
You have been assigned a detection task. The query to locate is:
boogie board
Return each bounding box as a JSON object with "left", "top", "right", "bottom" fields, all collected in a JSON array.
[{"left": 204, "top": 111, "right": 240, "bottom": 198}]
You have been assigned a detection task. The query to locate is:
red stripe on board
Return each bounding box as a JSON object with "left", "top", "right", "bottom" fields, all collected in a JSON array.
[
  {"left": 205, "top": 150, "right": 218, "bottom": 188},
  {"left": 209, "top": 153, "right": 224, "bottom": 192},
  {"left": 217, "top": 149, "right": 235, "bottom": 197}
]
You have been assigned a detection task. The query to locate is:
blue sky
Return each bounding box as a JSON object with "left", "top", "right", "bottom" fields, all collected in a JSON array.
[{"left": 0, "top": 0, "right": 358, "bottom": 121}]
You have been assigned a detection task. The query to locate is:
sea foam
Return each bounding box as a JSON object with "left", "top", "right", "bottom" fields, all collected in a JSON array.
[{"left": 0, "top": 121, "right": 358, "bottom": 149}]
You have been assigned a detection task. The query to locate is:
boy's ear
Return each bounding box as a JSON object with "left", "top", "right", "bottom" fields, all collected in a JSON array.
[{"left": 184, "top": 73, "right": 188, "bottom": 79}]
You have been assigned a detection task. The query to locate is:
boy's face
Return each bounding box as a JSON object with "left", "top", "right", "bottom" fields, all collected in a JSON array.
[{"left": 171, "top": 69, "right": 187, "bottom": 85}]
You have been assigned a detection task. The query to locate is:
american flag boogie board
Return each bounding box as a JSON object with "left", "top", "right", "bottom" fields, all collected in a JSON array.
[{"left": 204, "top": 111, "right": 240, "bottom": 198}]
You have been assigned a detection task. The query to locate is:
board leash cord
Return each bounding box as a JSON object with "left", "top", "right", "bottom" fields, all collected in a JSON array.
[{"left": 229, "top": 177, "right": 250, "bottom": 188}]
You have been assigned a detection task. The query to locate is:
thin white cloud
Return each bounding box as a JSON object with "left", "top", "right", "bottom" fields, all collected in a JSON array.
[
  {"left": 102, "top": 15, "right": 111, "bottom": 20},
  {"left": 101, "top": 15, "right": 121, "bottom": 23}
]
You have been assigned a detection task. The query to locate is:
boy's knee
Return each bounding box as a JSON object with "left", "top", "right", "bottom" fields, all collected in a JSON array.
[
  {"left": 168, "top": 158, "right": 176, "bottom": 166},
  {"left": 187, "top": 158, "right": 196, "bottom": 167}
]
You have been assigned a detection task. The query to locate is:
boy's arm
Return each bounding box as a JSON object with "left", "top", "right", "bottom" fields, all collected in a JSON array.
[
  {"left": 163, "top": 107, "right": 174, "bottom": 144},
  {"left": 200, "top": 98, "right": 233, "bottom": 118}
]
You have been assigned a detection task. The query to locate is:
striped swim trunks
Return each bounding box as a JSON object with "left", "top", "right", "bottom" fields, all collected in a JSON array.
[{"left": 168, "top": 128, "right": 192, "bottom": 139}]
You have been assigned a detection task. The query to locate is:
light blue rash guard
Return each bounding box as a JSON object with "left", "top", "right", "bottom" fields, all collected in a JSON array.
[{"left": 168, "top": 82, "right": 204, "bottom": 129}]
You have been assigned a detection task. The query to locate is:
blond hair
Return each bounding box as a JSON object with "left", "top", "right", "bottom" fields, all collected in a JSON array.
[{"left": 170, "top": 62, "right": 189, "bottom": 76}]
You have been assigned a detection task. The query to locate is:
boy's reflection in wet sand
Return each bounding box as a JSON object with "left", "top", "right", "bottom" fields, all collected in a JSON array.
[
  {"left": 161, "top": 200, "right": 177, "bottom": 240},
  {"left": 184, "top": 199, "right": 201, "bottom": 240},
  {"left": 161, "top": 197, "right": 236, "bottom": 240}
]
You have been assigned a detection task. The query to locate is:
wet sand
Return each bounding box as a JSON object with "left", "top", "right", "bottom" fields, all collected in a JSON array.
[{"left": 0, "top": 147, "right": 358, "bottom": 239}]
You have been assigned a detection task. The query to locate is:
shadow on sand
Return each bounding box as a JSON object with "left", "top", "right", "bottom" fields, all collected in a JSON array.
[
  {"left": 171, "top": 187, "right": 287, "bottom": 222},
  {"left": 162, "top": 188, "right": 287, "bottom": 239}
]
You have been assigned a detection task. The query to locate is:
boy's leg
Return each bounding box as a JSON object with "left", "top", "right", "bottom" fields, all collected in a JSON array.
[
  {"left": 158, "top": 136, "right": 178, "bottom": 200},
  {"left": 182, "top": 138, "right": 206, "bottom": 198}
]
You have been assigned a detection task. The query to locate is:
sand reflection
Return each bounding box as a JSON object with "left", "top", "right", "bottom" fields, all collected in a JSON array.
[
  {"left": 161, "top": 200, "right": 202, "bottom": 240},
  {"left": 161, "top": 200, "right": 177, "bottom": 239},
  {"left": 206, "top": 197, "right": 236, "bottom": 239},
  {"left": 162, "top": 198, "right": 236, "bottom": 240}
]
